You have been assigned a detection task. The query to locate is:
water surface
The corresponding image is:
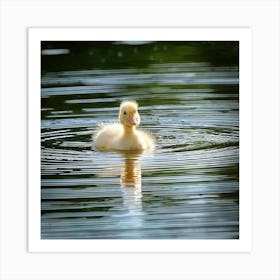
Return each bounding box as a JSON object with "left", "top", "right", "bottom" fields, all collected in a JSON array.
[{"left": 41, "top": 41, "right": 239, "bottom": 239}]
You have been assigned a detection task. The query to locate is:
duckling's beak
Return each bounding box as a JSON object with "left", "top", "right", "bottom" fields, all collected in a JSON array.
[{"left": 128, "top": 115, "right": 137, "bottom": 126}]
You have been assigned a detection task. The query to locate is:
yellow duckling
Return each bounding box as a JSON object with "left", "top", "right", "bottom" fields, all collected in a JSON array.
[{"left": 93, "top": 101, "right": 155, "bottom": 151}]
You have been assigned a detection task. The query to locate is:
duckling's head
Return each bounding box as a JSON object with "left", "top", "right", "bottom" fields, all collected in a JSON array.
[{"left": 119, "top": 101, "right": 141, "bottom": 127}]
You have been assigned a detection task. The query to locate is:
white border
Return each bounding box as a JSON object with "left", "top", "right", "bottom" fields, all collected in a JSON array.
[
  {"left": 28, "top": 27, "right": 252, "bottom": 253},
  {"left": 1, "top": 1, "right": 279, "bottom": 279}
]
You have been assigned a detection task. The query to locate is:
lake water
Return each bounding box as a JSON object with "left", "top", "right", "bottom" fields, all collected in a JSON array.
[{"left": 41, "top": 41, "right": 239, "bottom": 239}]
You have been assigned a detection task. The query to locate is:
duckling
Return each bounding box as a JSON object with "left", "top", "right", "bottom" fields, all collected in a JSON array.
[{"left": 93, "top": 101, "right": 155, "bottom": 151}]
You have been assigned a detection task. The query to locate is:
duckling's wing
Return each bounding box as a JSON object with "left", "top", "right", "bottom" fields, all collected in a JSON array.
[
  {"left": 93, "top": 122, "right": 124, "bottom": 150},
  {"left": 137, "top": 129, "right": 156, "bottom": 149}
]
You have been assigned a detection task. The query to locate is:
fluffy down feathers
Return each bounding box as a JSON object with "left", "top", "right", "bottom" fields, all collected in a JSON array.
[{"left": 93, "top": 101, "right": 155, "bottom": 151}]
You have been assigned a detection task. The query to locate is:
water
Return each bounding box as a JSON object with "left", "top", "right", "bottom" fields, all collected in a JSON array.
[{"left": 41, "top": 41, "right": 239, "bottom": 239}]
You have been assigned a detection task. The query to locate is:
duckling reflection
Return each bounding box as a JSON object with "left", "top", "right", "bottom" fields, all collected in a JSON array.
[
  {"left": 117, "top": 151, "right": 145, "bottom": 236},
  {"left": 120, "top": 152, "right": 143, "bottom": 215},
  {"left": 93, "top": 149, "right": 152, "bottom": 236}
]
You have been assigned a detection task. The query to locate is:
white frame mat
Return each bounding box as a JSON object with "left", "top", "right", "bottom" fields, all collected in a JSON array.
[{"left": 28, "top": 27, "right": 252, "bottom": 253}]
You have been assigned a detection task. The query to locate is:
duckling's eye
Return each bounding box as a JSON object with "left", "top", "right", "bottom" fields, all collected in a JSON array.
[{"left": 124, "top": 111, "right": 127, "bottom": 115}]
